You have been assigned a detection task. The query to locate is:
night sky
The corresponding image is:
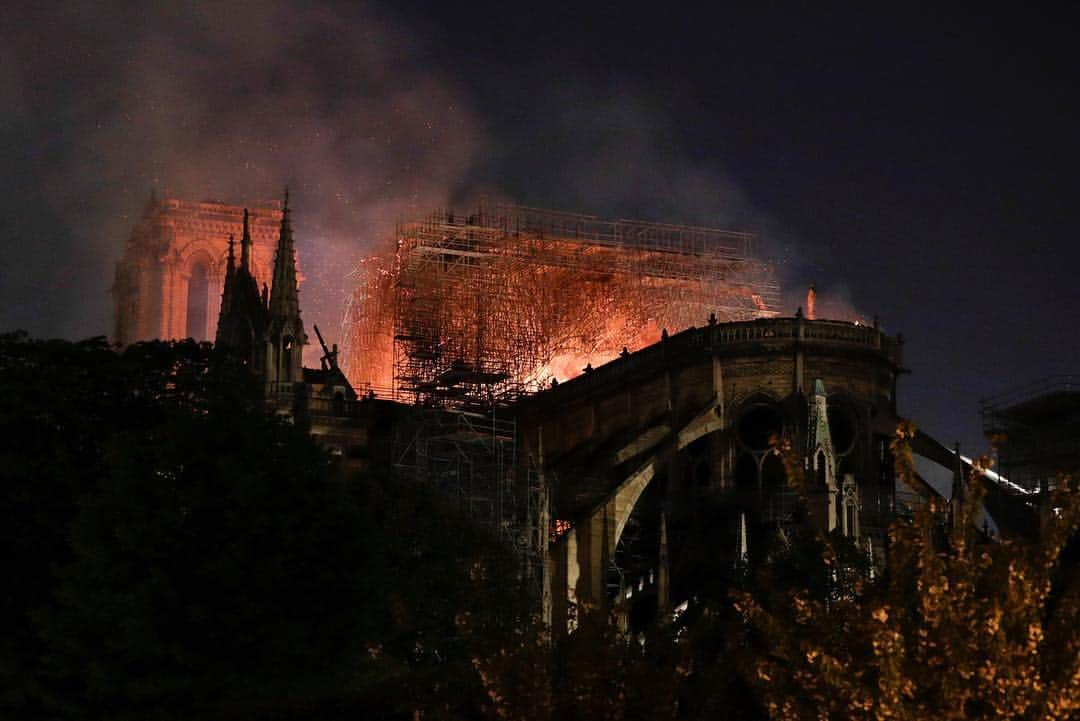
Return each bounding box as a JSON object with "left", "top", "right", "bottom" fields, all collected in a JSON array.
[{"left": 3, "top": 2, "right": 1078, "bottom": 454}]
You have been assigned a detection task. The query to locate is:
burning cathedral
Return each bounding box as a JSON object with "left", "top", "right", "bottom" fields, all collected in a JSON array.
[{"left": 112, "top": 196, "right": 1034, "bottom": 632}]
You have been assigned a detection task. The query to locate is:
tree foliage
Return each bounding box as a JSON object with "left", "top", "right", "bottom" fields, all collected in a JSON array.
[
  {"left": 1, "top": 333, "right": 522, "bottom": 720},
  {"left": 732, "top": 421, "right": 1080, "bottom": 720}
]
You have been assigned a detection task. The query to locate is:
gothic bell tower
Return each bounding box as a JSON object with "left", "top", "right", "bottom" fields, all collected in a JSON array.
[{"left": 112, "top": 196, "right": 282, "bottom": 346}]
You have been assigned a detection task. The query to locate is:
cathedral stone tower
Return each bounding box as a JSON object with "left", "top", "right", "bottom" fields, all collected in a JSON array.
[{"left": 112, "top": 197, "right": 286, "bottom": 346}]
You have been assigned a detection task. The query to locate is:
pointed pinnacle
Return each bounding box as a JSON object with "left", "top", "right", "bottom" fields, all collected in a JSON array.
[{"left": 240, "top": 208, "right": 252, "bottom": 270}]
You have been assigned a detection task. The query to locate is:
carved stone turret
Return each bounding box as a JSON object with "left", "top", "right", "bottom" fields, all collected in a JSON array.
[
  {"left": 263, "top": 190, "right": 307, "bottom": 394},
  {"left": 808, "top": 378, "right": 840, "bottom": 533},
  {"left": 215, "top": 209, "right": 267, "bottom": 368}
]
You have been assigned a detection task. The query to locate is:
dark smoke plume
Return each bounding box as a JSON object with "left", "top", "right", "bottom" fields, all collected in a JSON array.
[
  {"left": 1, "top": 1, "right": 481, "bottom": 340},
  {"left": 2, "top": 1, "right": 827, "bottom": 342}
]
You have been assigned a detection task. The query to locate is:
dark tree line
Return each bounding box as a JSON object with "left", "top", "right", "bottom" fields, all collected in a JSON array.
[{"left": 0, "top": 333, "right": 521, "bottom": 720}]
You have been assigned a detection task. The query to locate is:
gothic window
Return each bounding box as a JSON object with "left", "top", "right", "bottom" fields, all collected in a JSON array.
[
  {"left": 283, "top": 335, "right": 294, "bottom": 378},
  {"left": 813, "top": 450, "right": 827, "bottom": 489},
  {"left": 827, "top": 397, "right": 858, "bottom": 456},
  {"left": 736, "top": 402, "right": 783, "bottom": 452},
  {"left": 186, "top": 261, "right": 209, "bottom": 341}
]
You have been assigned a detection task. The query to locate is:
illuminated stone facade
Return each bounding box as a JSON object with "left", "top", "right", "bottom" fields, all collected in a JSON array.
[{"left": 111, "top": 197, "right": 284, "bottom": 345}]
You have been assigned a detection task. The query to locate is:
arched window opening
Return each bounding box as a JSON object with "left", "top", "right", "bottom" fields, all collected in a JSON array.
[
  {"left": 185, "top": 261, "right": 209, "bottom": 341},
  {"left": 813, "top": 451, "right": 827, "bottom": 489},
  {"left": 283, "top": 335, "right": 294, "bottom": 378},
  {"left": 827, "top": 400, "right": 857, "bottom": 456},
  {"left": 805, "top": 450, "right": 830, "bottom": 529},
  {"left": 736, "top": 403, "right": 784, "bottom": 452},
  {"left": 612, "top": 480, "right": 663, "bottom": 634}
]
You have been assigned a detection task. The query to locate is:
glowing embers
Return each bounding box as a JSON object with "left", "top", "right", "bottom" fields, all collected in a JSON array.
[{"left": 540, "top": 318, "right": 663, "bottom": 382}]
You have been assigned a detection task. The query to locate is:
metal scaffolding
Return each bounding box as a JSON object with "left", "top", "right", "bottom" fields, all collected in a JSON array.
[
  {"left": 392, "top": 405, "right": 544, "bottom": 600},
  {"left": 342, "top": 203, "right": 780, "bottom": 407}
]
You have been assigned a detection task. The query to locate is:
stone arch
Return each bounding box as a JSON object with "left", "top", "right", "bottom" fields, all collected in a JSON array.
[
  {"left": 826, "top": 392, "right": 860, "bottom": 457},
  {"left": 680, "top": 434, "right": 713, "bottom": 494},
  {"left": 733, "top": 392, "right": 788, "bottom": 454},
  {"left": 811, "top": 449, "right": 828, "bottom": 489},
  {"left": 553, "top": 395, "right": 727, "bottom": 633},
  {"left": 282, "top": 334, "right": 296, "bottom": 379},
  {"left": 726, "top": 388, "right": 783, "bottom": 412},
  {"left": 184, "top": 252, "right": 214, "bottom": 341},
  {"left": 804, "top": 448, "right": 831, "bottom": 528},
  {"left": 611, "top": 474, "right": 664, "bottom": 631}
]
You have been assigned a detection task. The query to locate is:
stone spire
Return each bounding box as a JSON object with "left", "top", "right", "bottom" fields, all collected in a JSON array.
[
  {"left": 263, "top": 188, "right": 306, "bottom": 390},
  {"left": 268, "top": 189, "right": 301, "bottom": 322},
  {"left": 808, "top": 378, "right": 840, "bottom": 532},
  {"left": 222, "top": 233, "right": 236, "bottom": 305},
  {"left": 240, "top": 208, "right": 253, "bottom": 272},
  {"left": 214, "top": 234, "right": 237, "bottom": 347},
  {"left": 222, "top": 232, "right": 235, "bottom": 297},
  {"left": 216, "top": 210, "right": 266, "bottom": 367}
]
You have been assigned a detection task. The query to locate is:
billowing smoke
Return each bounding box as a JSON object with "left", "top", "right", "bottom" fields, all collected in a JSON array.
[
  {"left": 2, "top": 1, "right": 856, "bottom": 344},
  {"left": 479, "top": 85, "right": 826, "bottom": 319},
  {"left": 1, "top": 1, "right": 481, "bottom": 341}
]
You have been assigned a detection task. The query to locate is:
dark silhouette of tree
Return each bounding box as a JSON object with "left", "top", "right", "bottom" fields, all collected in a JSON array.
[{"left": 1, "top": 333, "right": 523, "bottom": 720}]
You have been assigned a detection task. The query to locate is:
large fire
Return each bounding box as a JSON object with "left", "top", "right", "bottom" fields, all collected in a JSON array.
[{"left": 341, "top": 205, "right": 780, "bottom": 405}]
